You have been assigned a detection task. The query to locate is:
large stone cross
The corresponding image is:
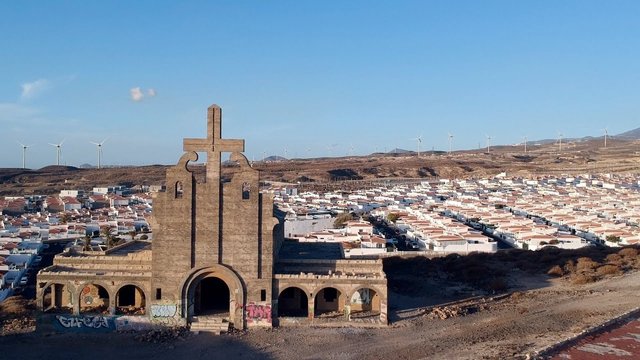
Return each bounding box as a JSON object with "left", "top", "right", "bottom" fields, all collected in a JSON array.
[
  {"left": 183, "top": 104, "right": 245, "bottom": 154},
  {"left": 182, "top": 104, "right": 244, "bottom": 180}
]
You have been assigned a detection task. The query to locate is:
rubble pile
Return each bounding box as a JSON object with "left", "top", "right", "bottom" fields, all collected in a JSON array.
[
  {"left": 425, "top": 299, "right": 493, "bottom": 320},
  {"left": 1, "top": 316, "right": 36, "bottom": 335},
  {"left": 130, "top": 327, "right": 191, "bottom": 343}
]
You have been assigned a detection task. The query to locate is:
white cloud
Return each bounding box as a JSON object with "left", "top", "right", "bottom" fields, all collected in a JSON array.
[
  {"left": 130, "top": 87, "right": 144, "bottom": 102},
  {"left": 130, "top": 87, "right": 156, "bottom": 102},
  {"left": 20, "top": 79, "right": 50, "bottom": 100}
]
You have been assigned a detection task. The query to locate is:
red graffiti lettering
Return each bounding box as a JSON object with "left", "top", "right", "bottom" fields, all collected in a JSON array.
[{"left": 245, "top": 302, "right": 272, "bottom": 324}]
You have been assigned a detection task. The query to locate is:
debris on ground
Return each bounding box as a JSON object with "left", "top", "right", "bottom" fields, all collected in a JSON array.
[{"left": 128, "top": 327, "right": 191, "bottom": 343}]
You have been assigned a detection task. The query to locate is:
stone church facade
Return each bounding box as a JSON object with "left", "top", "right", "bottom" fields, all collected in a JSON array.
[{"left": 37, "top": 104, "right": 387, "bottom": 331}]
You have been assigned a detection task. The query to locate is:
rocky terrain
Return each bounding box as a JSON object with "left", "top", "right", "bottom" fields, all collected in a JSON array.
[{"left": 1, "top": 137, "right": 640, "bottom": 195}]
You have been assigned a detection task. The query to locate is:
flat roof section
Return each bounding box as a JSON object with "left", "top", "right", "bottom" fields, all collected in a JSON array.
[{"left": 278, "top": 241, "right": 343, "bottom": 260}]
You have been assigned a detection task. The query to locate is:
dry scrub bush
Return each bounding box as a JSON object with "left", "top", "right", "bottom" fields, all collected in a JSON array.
[
  {"left": 571, "top": 273, "right": 597, "bottom": 285},
  {"left": 547, "top": 265, "right": 564, "bottom": 277},
  {"left": 576, "top": 257, "right": 600, "bottom": 271},
  {"left": 596, "top": 264, "right": 622, "bottom": 277},
  {"left": 618, "top": 248, "right": 638, "bottom": 258},
  {"left": 510, "top": 291, "right": 524, "bottom": 301},
  {"left": 564, "top": 260, "right": 576, "bottom": 274},
  {"left": 605, "top": 253, "right": 623, "bottom": 264}
]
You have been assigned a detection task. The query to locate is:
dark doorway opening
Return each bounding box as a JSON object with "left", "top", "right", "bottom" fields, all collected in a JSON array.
[
  {"left": 278, "top": 287, "right": 308, "bottom": 317},
  {"left": 195, "top": 277, "right": 230, "bottom": 316}
]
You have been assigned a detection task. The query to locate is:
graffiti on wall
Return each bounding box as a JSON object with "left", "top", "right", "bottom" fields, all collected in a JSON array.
[
  {"left": 150, "top": 304, "right": 177, "bottom": 318},
  {"left": 351, "top": 289, "right": 372, "bottom": 305},
  {"left": 55, "top": 315, "right": 115, "bottom": 331},
  {"left": 245, "top": 302, "right": 271, "bottom": 325}
]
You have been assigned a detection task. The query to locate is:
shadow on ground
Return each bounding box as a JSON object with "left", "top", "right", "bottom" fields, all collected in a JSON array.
[{"left": 0, "top": 331, "right": 273, "bottom": 360}]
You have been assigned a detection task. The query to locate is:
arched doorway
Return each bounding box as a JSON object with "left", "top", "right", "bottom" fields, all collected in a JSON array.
[
  {"left": 350, "top": 288, "right": 381, "bottom": 318},
  {"left": 278, "top": 287, "right": 308, "bottom": 317},
  {"left": 194, "top": 277, "right": 230, "bottom": 316},
  {"left": 79, "top": 284, "right": 110, "bottom": 314},
  {"left": 314, "top": 287, "right": 344, "bottom": 318},
  {"left": 182, "top": 266, "right": 245, "bottom": 329},
  {"left": 116, "top": 285, "right": 146, "bottom": 315},
  {"left": 41, "top": 283, "right": 73, "bottom": 313}
]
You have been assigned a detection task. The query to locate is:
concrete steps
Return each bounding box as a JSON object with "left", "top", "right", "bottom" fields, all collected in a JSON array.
[{"left": 190, "top": 316, "right": 230, "bottom": 334}]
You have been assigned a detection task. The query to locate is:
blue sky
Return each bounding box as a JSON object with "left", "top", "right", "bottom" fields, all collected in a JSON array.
[{"left": 1, "top": 1, "right": 639, "bottom": 168}]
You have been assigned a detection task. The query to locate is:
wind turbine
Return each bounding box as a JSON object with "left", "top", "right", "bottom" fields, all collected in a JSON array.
[
  {"left": 523, "top": 136, "right": 528, "bottom": 154},
  {"left": 49, "top": 139, "right": 65, "bottom": 166},
  {"left": 603, "top": 128, "right": 608, "bottom": 149},
  {"left": 486, "top": 135, "right": 492, "bottom": 153},
  {"left": 448, "top": 133, "right": 454, "bottom": 154},
  {"left": 17, "top": 141, "right": 32, "bottom": 169},
  {"left": 558, "top": 133, "right": 563, "bottom": 153},
  {"left": 90, "top": 138, "right": 108, "bottom": 169},
  {"left": 411, "top": 135, "right": 423, "bottom": 157}
]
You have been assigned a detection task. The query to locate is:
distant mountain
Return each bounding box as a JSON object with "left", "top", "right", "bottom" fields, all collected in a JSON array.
[
  {"left": 388, "top": 148, "right": 411, "bottom": 154},
  {"left": 615, "top": 127, "right": 640, "bottom": 140},
  {"left": 38, "top": 165, "right": 79, "bottom": 172},
  {"left": 263, "top": 155, "right": 287, "bottom": 162},
  {"left": 529, "top": 127, "right": 640, "bottom": 145}
]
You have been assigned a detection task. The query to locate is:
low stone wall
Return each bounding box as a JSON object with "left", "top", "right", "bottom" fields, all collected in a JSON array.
[{"left": 37, "top": 313, "right": 159, "bottom": 333}]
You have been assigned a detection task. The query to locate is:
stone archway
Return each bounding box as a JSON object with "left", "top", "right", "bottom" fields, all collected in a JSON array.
[
  {"left": 181, "top": 265, "right": 245, "bottom": 329},
  {"left": 314, "top": 287, "right": 345, "bottom": 318},
  {"left": 278, "top": 287, "right": 308, "bottom": 317},
  {"left": 78, "top": 283, "right": 110, "bottom": 314},
  {"left": 115, "top": 284, "right": 147, "bottom": 315},
  {"left": 39, "top": 282, "right": 74, "bottom": 313},
  {"left": 350, "top": 287, "right": 381, "bottom": 316}
]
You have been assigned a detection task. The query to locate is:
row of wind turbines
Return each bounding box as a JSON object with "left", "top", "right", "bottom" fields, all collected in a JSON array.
[
  {"left": 411, "top": 133, "right": 495, "bottom": 156},
  {"left": 17, "top": 139, "right": 109, "bottom": 169},
  {"left": 411, "top": 128, "right": 611, "bottom": 157}
]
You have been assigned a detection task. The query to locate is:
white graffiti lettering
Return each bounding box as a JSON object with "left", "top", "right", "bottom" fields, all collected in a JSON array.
[
  {"left": 56, "top": 315, "right": 110, "bottom": 329},
  {"left": 351, "top": 289, "right": 371, "bottom": 305},
  {"left": 150, "top": 304, "right": 177, "bottom": 318}
]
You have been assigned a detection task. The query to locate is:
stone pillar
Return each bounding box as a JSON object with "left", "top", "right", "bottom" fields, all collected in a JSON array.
[
  {"left": 109, "top": 294, "right": 116, "bottom": 315},
  {"left": 308, "top": 293, "right": 315, "bottom": 320},
  {"left": 36, "top": 283, "right": 44, "bottom": 310},
  {"left": 380, "top": 299, "right": 388, "bottom": 324},
  {"left": 72, "top": 288, "right": 80, "bottom": 315}
]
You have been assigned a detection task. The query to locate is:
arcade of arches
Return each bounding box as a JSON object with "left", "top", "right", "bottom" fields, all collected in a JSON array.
[{"left": 276, "top": 284, "right": 385, "bottom": 322}]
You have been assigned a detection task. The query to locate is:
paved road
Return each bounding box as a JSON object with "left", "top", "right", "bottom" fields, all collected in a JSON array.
[{"left": 551, "top": 317, "right": 640, "bottom": 359}]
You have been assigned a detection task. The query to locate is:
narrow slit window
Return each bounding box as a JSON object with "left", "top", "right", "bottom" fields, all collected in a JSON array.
[
  {"left": 175, "top": 181, "right": 183, "bottom": 199},
  {"left": 156, "top": 288, "right": 162, "bottom": 300},
  {"left": 242, "top": 182, "right": 251, "bottom": 200},
  {"left": 260, "top": 289, "right": 267, "bottom": 301}
]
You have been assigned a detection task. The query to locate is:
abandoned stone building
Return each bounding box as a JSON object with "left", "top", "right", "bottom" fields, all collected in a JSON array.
[{"left": 36, "top": 104, "right": 387, "bottom": 332}]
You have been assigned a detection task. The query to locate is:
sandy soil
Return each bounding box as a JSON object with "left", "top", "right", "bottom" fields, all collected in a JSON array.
[{"left": 1, "top": 271, "right": 639, "bottom": 360}]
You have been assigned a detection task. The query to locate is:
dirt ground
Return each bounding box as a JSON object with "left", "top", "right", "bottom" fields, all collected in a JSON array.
[{"left": 1, "top": 268, "right": 638, "bottom": 360}]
